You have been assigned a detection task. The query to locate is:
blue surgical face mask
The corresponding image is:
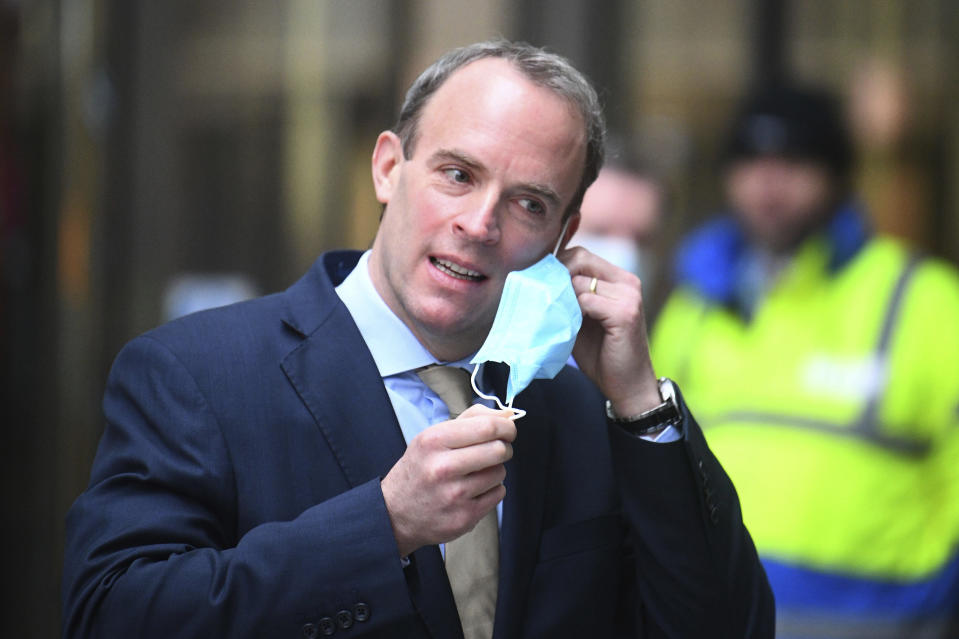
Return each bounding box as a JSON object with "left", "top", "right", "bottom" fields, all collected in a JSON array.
[{"left": 470, "top": 220, "right": 582, "bottom": 412}]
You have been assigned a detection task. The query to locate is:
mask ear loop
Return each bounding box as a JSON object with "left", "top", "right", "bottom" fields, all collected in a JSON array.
[
  {"left": 471, "top": 363, "right": 526, "bottom": 421},
  {"left": 553, "top": 215, "right": 574, "bottom": 256}
]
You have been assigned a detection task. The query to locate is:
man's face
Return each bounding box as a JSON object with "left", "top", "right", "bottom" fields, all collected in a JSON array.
[
  {"left": 368, "top": 58, "right": 586, "bottom": 361},
  {"left": 578, "top": 167, "right": 662, "bottom": 247},
  {"left": 726, "top": 156, "right": 834, "bottom": 253}
]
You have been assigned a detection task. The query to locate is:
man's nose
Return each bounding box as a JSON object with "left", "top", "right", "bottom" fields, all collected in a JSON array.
[{"left": 453, "top": 192, "right": 501, "bottom": 244}]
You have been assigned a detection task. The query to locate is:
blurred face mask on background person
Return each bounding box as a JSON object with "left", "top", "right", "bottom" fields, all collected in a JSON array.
[
  {"left": 469, "top": 219, "right": 582, "bottom": 415},
  {"left": 572, "top": 166, "right": 662, "bottom": 297},
  {"left": 569, "top": 231, "right": 652, "bottom": 284}
]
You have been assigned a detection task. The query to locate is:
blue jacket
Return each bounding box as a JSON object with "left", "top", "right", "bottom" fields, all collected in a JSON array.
[{"left": 63, "top": 250, "right": 773, "bottom": 638}]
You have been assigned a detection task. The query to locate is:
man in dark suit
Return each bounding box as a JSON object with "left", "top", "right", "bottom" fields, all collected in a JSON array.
[{"left": 62, "top": 40, "right": 774, "bottom": 638}]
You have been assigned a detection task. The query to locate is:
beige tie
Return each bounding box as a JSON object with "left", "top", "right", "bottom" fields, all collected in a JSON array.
[{"left": 416, "top": 364, "right": 498, "bottom": 639}]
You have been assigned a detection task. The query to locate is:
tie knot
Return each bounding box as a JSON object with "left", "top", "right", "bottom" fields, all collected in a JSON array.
[{"left": 416, "top": 365, "right": 474, "bottom": 419}]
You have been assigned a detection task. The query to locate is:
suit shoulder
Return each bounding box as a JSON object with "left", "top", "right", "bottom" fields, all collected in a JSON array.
[
  {"left": 151, "top": 292, "right": 286, "bottom": 345},
  {"left": 117, "top": 292, "right": 298, "bottom": 378}
]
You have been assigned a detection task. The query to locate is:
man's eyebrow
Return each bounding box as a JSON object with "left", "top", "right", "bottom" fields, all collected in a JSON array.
[
  {"left": 430, "top": 149, "right": 563, "bottom": 209},
  {"left": 430, "top": 149, "right": 484, "bottom": 172}
]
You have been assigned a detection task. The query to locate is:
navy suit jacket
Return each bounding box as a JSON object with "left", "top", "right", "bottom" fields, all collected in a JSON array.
[{"left": 63, "top": 251, "right": 773, "bottom": 638}]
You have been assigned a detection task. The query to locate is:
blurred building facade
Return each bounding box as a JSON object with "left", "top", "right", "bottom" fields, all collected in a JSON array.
[{"left": 2, "top": 0, "right": 957, "bottom": 635}]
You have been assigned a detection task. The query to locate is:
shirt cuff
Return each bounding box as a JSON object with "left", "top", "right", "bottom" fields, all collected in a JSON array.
[{"left": 641, "top": 424, "right": 681, "bottom": 443}]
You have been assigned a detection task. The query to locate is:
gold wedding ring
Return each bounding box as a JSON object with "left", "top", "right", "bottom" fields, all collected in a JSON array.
[{"left": 589, "top": 277, "right": 598, "bottom": 294}]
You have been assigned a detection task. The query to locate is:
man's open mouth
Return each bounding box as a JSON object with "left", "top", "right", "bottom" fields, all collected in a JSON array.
[{"left": 430, "top": 257, "right": 486, "bottom": 282}]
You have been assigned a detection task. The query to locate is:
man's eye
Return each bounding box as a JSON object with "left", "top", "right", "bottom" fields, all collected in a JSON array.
[
  {"left": 518, "top": 198, "right": 545, "bottom": 215},
  {"left": 443, "top": 168, "right": 470, "bottom": 184}
]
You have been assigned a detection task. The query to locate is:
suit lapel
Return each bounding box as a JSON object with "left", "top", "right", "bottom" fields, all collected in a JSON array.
[
  {"left": 280, "top": 301, "right": 407, "bottom": 486},
  {"left": 408, "top": 546, "right": 466, "bottom": 639},
  {"left": 489, "top": 368, "right": 554, "bottom": 639},
  {"left": 279, "top": 252, "right": 462, "bottom": 639}
]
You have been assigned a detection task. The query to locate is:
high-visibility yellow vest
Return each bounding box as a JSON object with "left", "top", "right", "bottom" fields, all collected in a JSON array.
[{"left": 652, "top": 233, "right": 959, "bottom": 625}]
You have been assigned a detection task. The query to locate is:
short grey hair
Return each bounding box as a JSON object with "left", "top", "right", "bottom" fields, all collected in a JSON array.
[{"left": 393, "top": 39, "right": 606, "bottom": 216}]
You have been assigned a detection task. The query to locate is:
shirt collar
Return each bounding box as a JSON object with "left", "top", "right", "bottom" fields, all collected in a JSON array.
[{"left": 335, "top": 250, "right": 475, "bottom": 377}]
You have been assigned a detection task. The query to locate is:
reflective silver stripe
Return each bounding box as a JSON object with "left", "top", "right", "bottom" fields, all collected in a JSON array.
[
  {"left": 718, "top": 411, "right": 931, "bottom": 456},
  {"left": 854, "top": 253, "right": 922, "bottom": 440},
  {"left": 876, "top": 254, "right": 922, "bottom": 355},
  {"left": 777, "top": 610, "right": 958, "bottom": 639}
]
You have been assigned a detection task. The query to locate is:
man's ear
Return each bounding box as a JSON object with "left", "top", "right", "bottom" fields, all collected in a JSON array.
[
  {"left": 371, "top": 131, "right": 404, "bottom": 204},
  {"left": 558, "top": 212, "right": 581, "bottom": 251}
]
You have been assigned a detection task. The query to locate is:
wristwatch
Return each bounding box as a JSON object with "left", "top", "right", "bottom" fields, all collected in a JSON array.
[{"left": 605, "top": 377, "right": 682, "bottom": 436}]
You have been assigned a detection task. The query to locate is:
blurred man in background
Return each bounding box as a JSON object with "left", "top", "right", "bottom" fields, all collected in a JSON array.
[
  {"left": 651, "top": 84, "right": 959, "bottom": 638},
  {"left": 569, "top": 143, "right": 664, "bottom": 305}
]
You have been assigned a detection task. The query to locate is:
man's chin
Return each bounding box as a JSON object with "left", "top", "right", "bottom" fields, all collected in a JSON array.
[
  {"left": 413, "top": 312, "right": 494, "bottom": 360},
  {"left": 744, "top": 221, "right": 804, "bottom": 254}
]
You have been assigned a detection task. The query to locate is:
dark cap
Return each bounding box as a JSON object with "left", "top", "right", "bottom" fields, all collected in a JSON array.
[{"left": 722, "top": 84, "right": 853, "bottom": 177}]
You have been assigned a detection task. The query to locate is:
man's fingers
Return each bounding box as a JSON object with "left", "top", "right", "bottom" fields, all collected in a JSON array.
[
  {"left": 428, "top": 438, "right": 513, "bottom": 481},
  {"left": 462, "top": 438, "right": 514, "bottom": 472},
  {"left": 382, "top": 406, "right": 516, "bottom": 554},
  {"left": 471, "top": 480, "right": 507, "bottom": 511},
  {"left": 459, "top": 404, "right": 515, "bottom": 421},
  {"left": 458, "top": 463, "right": 509, "bottom": 501},
  {"left": 559, "top": 244, "right": 636, "bottom": 284},
  {"left": 445, "top": 481, "right": 506, "bottom": 538},
  {"left": 421, "top": 408, "right": 516, "bottom": 450},
  {"left": 571, "top": 273, "right": 640, "bottom": 301}
]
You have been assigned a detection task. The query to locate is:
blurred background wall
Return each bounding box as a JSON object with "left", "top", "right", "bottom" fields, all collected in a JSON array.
[{"left": 1, "top": 0, "right": 956, "bottom": 635}]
